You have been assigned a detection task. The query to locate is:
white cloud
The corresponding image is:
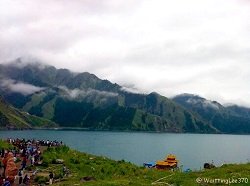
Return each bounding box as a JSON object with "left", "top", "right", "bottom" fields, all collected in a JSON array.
[
  {"left": 58, "top": 86, "right": 118, "bottom": 99},
  {"left": 120, "top": 86, "right": 141, "bottom": 94},
  {"left": 1, "top": 0, "right": 250, "bottom": 105},
  {"left": 0, "top": 79, "right": 45, "bottom": 95},
  {"left": 186, "top": 98, "right": 220, "bottom": 110}
]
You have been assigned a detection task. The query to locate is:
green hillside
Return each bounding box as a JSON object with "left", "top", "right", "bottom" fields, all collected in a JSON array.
[
  {"left": 173, "top": 94, "right": 250, "bottom": 134},
  {"left": 14, "top": 91, "right": 215, "bottom": 133},
  {"left": 0, "top": 96, "right": 57, "bottom": 129}
]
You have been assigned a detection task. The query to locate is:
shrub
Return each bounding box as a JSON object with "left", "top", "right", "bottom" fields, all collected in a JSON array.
[
  {"left": 51, "top": 158, "right": 57, "bottom": 164},
  {"left": 34, "top": 176, "right": 48, "bottom": 184},
  {"left": 41, "top": 161, "right": 49, "bottom": 167},
  {"left": 54, "top": 172, "right": 64, "bottom": 179},
  {"left": 70, "top": 157, "right": 80, "bottom": 164}
]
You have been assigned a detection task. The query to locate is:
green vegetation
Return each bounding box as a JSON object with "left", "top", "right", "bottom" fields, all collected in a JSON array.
[
  {"left": 22, "top": 92, "right": 46, "bottom": 112},
  {"left": 173, "top": 94, "right": 250, "bottom": 133},
  {"left": 0, "top": 96, "right": 57, "bottom": 129},
  {"left": 0, "top": 139, "right": 13, "bottom": 149},
  {"left": 42, "top": 97, "right": 56, "bottom": 119},
  {"left": 1, "top": 140, "right": 250, "bottom": 185},
  {"left": 31, "top": 147, "right": 250, "bottom": 186}
]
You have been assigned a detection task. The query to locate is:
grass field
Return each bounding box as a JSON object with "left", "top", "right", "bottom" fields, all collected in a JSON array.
[{"left": 1, "top": 140, "right": 250, "bottom": 185}]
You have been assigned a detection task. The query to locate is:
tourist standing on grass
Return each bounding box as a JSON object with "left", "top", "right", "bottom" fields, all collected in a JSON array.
[
  {"left": 49, "top": 172, "right": 54, "bottom": 185},
  {"left": 21, "top": 156, "right": 27, "bottom": 170},
  {"left": 1, "top": 149, "right": 4, "bottom": 158},
  {"left": 23, "top": 174, "right": 30, "bottom": 185},
  {"left": 63, "top": 164, "right": 67, "bottom": 176},
  {"left": 18, "top": 169, "right": 24, "bottom": 184}
]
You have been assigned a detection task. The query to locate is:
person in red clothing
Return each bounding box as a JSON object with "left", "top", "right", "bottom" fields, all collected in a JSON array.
[{"left": 5, "top": 152, "right": 18, "bottom": 184}]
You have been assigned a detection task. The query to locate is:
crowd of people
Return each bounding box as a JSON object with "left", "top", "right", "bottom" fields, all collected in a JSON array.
[{"left": 0, "top": 138, "right": 63, "bottom": 186}]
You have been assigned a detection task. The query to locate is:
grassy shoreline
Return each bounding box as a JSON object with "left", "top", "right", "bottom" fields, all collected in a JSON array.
[
  {"left": 1, "top": 140, "right": 250, "bottom": 185},
  {"left": 40, "top": 147, "right": 250, "bottom": 186}
]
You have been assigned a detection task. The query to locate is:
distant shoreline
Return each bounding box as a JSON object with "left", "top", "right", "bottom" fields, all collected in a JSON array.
[{"left": 1, "top": 127, "right": 250, "bottom": 135}]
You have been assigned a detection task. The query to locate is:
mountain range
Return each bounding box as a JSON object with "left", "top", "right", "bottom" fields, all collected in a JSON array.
[
  {"left": 173, "top": 94, "right": 250, "bottom": 133},
  {"left": 0, "top": 58, "right": 249, "bottom": 134}
]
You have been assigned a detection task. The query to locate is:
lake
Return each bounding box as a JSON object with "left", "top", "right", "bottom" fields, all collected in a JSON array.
[{"left": 1, "top": 130, "right": 250, "bottom": 170}]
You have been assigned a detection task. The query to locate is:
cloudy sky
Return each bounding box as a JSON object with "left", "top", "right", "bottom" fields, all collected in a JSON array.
[{"left": 1, "top": 0, "right": 250, "bottom": 105}]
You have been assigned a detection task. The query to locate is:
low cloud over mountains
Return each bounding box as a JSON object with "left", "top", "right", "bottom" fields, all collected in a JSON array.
[{"left": 0, "top": 79, "right": 45, "bottom": 95}]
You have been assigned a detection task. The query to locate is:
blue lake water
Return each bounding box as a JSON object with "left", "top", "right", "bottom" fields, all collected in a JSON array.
[{"left": 1, "top": 130, "right": 250, "bottom": 170}]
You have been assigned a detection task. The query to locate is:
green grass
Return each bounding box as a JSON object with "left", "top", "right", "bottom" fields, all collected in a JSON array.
[
  {"left": 1, "top": 140, "right": 250, "bottom": 186},
  {"left": 25, "top": 114, "right": 57, "bottom": 128},
  {"left": 22, "top": 93, "right": 46, "bottom": 111},
  {"left": 0, "top": 139, "right": 13, "bottom": 149},
  {"left": 42, "top": 98, "right": 56, "bottom": 119},
  {"left": 7, "top": 113, "right": 30, "bottom": 127},
  {"left": 39, "top": 146, "right": 250, "bottom": 186},
  {"left": 0, "top": 96, "right": 57, "bottom": 129}
]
